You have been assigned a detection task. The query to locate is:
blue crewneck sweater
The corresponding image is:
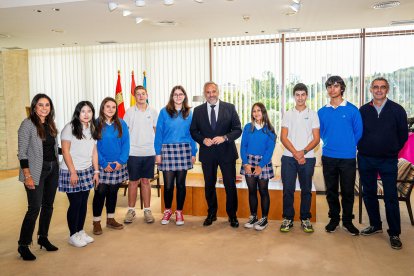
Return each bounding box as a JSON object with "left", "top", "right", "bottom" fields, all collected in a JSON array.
[
  {"left": 358, "top": 99, "right": 408, "bottom": 158},
  {"left": 97, "top": 119, "right": 130, "bottom": 168},
  {"left": 240, "top": 123, "right": 276, "bottom": 167},
  {"left": 318, "top": 101, "right": 363, "bottom": 159},
  {"left": 154, "top": 108, "right": 197, "bottom": 156}
]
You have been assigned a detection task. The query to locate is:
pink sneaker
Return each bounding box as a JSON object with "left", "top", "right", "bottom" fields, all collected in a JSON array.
[
  {"left": 175, "top": 210, "right": 184, "bottom": 226},
  {"left": 161, "top": 209, "right": 172, "bottom": 225}
]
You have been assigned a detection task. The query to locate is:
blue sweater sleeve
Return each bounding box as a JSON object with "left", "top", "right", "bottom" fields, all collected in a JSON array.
[
  {"left": 240, "top": 124, "right": 250, "bottom": 165},
  {"left": 97, "top": 139, "right": 108, "bottom": 169},
  {"left": 259, "top": 131, "right": 276, "bottom": 167},
  {"left": 117, "top": 120, "right": 130, "bottom": 165},
  {"left": 188, "top": 112, "right": 198, "bottom": 156},
  {"left": 154, "top": 108, "right": 165, "bottom": 155},
  {"left": 352, "top": 108, "right": 363, "bottom": 144}
]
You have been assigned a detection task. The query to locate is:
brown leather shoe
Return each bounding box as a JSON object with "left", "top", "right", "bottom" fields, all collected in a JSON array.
[
  {"left": 93, "top": 221, "right": 103, "bottom": 235},
  {"left": 106, "top": 218, "right": 124, "bottom": 230}
]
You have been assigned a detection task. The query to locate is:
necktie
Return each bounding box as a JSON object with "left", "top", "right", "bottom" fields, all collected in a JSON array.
[{"left": 210, "top": 105, "right": 216, "bottom": 130}]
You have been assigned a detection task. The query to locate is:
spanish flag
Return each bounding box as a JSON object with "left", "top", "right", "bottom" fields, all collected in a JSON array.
[
  {"left": 115, "top": 70, "right": 125, "bottom": 118},
  {"left": 130, "top": 70, "right": 136, "bottom": 107}
]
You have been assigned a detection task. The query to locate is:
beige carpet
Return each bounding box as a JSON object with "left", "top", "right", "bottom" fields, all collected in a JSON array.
[{"left": 0, "top": 175, "right": 413, "bottom": 276}]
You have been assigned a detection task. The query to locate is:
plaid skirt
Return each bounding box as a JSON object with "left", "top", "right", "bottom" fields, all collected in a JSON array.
[
  {"left": 99, "top": 164, "right": 129, "bottom": 185},
  {"left": 158, "top": 143, "right": 193, "bottom": 171},
  {"left": 240, "top": 154, "right": 274, "bottom": 180},
  {"left": 58, "top": 166, "right": 94, "bottom": 193}
]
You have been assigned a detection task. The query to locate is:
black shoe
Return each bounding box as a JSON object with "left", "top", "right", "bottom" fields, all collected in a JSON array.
[
  {"left": 18, "top": 245, "right": 36, "bottom": 261},
  {"left": 38, "top": 236, "right": 59, "bottom": 251},
  {"left": 360, "top": 226, "right": 383, "bottom": 236},
  {"left": 229, "top": 217, "right": 239, "bottom": 228},
  {"left": 390, "top": 236, "right": 402, "bottom": 250},
  {"left": 203, "top": 214, "right": 217, "bottom": 226},
  {"left": 342, "top": 222, "right": 360, "bottom": 236},
  {"left": 325, "top": 219, "right": 339, "bottom": 233}
]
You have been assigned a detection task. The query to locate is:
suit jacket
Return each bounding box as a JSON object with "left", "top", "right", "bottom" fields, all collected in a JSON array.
[
  {"left": 190, "top": 101, "right": 242, "bottom": 163},
  {"left": 18, "top": 118, "right": 59, "bottom": 186}
]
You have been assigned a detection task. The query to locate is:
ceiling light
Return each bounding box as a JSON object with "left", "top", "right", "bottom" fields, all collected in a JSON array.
[
  {"left": 108, "top": 2, "right": 118, "bottom": 12},
  {"left": 0, "top": 34, "right": 11, "bottom": 39},
  {"left": 136, "top": 17, "right": 144, "bottom": 24},
  {"left": 123, "top": 10, "right": 132, "bottom": 16},
  {"left": 194, "top": 0, "right": 204, "bottom": 3},
  {"left": 289, "top": 2, "right": 301, "bottom": 12},
  {"left": 164, "top": 0, "right": 174, "bottom": 5},
  {"left": 372, "top": 1, "right": 400, "bottom": 9},
  {"left": 135, "top": 0, "right": 145, "bottom": 7},
  {"left": 277, "top": 28, "right": 300, "bottom": 33},
  {"left": 390, "top": 19, "right": 414, "bottom": 26}
]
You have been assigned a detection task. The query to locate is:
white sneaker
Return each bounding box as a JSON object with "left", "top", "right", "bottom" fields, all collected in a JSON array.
[
  {"left": 78, "top": 230, "right": 94, "bottom": 244},
  {"left": 124, "top": 209, "right": 136, "bottom": 224},
  {"left": 68, "top": 233, "right": 87, "bottom": 247}
]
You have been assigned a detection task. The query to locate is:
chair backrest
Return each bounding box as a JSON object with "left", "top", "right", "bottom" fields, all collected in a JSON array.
[{"left": 397, "top": 159, "right": 414, "bottom": 197}]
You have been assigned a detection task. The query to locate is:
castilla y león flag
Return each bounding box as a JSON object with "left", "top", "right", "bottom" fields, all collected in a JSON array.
[
  {"left": 130, "top": 70, "right": 136, "bottom": 107},
  {"left": 115, "top": 70, "right": 125, "bottom": 118}
]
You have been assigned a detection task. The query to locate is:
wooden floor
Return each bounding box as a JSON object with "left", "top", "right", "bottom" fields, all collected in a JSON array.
[{"left": 0, "top": 169, "right": 19, "bottom": 180}]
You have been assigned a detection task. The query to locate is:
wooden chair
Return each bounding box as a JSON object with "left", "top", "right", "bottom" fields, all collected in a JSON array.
[
  {"left": 120, "top": 166, "right": 161, "bottom": 209},
  {"left": 358, "top": 158, "right": 414, "bottom": 225}
]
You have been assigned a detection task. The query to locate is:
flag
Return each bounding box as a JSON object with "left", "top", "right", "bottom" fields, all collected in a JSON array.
[
  {"left": 143, "top": 71, "right": 148, "bottom": 103},
  {"left": 115, "top": 70, "right": 125, "bottom": 118},
  {"left": 130, "top": 70, "right": 136, "bottom": 107}
]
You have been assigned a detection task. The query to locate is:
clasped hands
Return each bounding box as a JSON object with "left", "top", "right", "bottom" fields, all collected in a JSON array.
[
  {"left": 203, "top": 136, "right": 226, "bottom": 147},
  {"left": 244, "top": 164, "right": 262, "bottom": 175},
  {"left": 293, "top": 150, "right": 306, "bottom": 165}
]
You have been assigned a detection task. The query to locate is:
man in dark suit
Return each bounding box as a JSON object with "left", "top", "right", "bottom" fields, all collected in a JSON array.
[{"left": 190, "top": 81, "right": 242, "bottom": 228}]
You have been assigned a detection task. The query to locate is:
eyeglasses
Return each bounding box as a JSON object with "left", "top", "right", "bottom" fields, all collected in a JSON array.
[
  {"left": 372, "top": 85, "right": 388, "bottom": 90},
  {"left": 173, "top": 93, "right": 185, "bottom": 98}
]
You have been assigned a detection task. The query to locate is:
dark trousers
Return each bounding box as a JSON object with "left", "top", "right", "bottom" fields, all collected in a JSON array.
[
  {"left": 163, "top": 170, "right": 188, "bottom": 210},
  {"left": 322, "top": 156, "right": 356, "bottom": 223},
  {"left": 281, "top": 156, "right": 316, "bottom": 220},
  {"left": 66, "top": 190, "right": 90, "bottom": 236},
  {"left": 358, "top": 154, "right": 400, "bottom": 236},
  {"left": 18, "top": 161, "right": 59, "bottom": 246},
  {"left": 245, "top": 176, "right": 270, "bottom": 217},
  {"left": 92, "top": 183, "right": 120, "bottom": 217},
  {"left": 202, "top": 160, "right": 238, "bottom": 218}
]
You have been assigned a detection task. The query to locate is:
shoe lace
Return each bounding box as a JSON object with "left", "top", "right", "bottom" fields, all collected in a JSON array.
[
  {"left": 247, "top": 215, "right": 256, "bottom": 224},
  {"left": 282, "top": 219, "right": 291, "bottom": 227},
  {"left": 144, "top": 210, "right": 152, "bottom": 215},
  {"left": 162, "top": 209, "right": 171, "bottom": 220},
  {"left": 302, "top": 219, "right": 311, "bottom": 228},
  {"left": 391, "top": 236, "right": 400, "bottom": 241},
  {"left": 176, "top": 211, "right": 183, "bottom": 221},
  {"left": 257, "top": 217, "right": 267, "bottom": 226}
]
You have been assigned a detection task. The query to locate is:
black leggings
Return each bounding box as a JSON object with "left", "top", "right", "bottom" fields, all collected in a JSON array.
[
  {"left": 92, "top": 183, "right": 120, "bottom": 217},
  {"left": 66, "top": 190, "right": 90, "bottom": 236},
  {"left": 163, "top": 170, "right": 187, "bottom": 210},
  {"left": 245, "top": 176, "right": 270, "bottom": 217}
]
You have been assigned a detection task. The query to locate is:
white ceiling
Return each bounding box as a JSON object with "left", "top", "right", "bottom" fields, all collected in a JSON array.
[{"left": 0, "top": 0, "right": 413, "bottom": 49}]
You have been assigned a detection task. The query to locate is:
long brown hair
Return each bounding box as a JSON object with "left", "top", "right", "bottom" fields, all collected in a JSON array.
[
  {"left": 96, "top": 97, "right": 122, "bottom": 139},
  {"left": 165, "top": 85, "right": 191, "bottom": 119},
  {"left": 29, "top": 93, "right": 58, "bottom": 140},
  {"left": 250, "top": 102, "right": 276, "bottom": 138}
]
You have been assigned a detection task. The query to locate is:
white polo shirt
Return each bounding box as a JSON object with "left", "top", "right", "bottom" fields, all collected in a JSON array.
[
  {"left": 124, "top": 104, "right": 158, "bottom": 156},
  {"left": 60, "top": 123, "right": 96, "bottom": 170},
  {"left": 281, "top": 107, "right": 320, "bottom": 158}
]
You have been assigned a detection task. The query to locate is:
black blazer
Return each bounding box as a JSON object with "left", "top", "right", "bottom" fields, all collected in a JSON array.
[{"left": 190, "top": 101, "right": 242, "bottom": 163}]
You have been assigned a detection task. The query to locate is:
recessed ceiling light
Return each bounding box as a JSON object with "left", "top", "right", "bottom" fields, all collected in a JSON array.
[
  {"left": 135, "top": 0, "right": 145, "bottom": 7},
  {"left": 52, "top": 8, "right": 60, "bottom": 11},
  {"left": 153, "top": 20, "right": 178, "bottom": 26},
  {"left": 372, "top": 1, "right": 400, "bottom": 9},
  {"left": 33, "top": 9, "right": 42, "bottom": 13},
  {"left": 136, "top": 17, "right": 144, "bottom": 24},
  {"left": 123, "top": 10, "right": 132, "bottom": 16},
  {"left": 0, "top": 34, "right": 11, "bottom": 39},
  {"left": 164, "top": 0, "right": 174, "bottom": 5},
  {"left": 277, "top": 28, "right": 300, "bottom": 33},
  {"left": 98, "top": 41, "right": 117, "bottom": 44},
  {"left": 390, "top": 19, "right": 414, "bottom": 25},
  {"left": 194, "top": 0, "right": 204, "bottom": 3}
]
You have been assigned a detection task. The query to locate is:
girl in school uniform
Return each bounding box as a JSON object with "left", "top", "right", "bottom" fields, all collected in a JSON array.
[
  {"left": 240, "top": 103, "right": 276, "bottom": 231},
  {"left": 92, "top": 97, "right": 130, "bottom": 234},
  {"left": 59, "top": 101, "right": 99, "bottom": 247}
]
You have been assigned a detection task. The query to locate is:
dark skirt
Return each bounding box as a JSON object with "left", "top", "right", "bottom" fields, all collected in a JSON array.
[
  {"left": 99, "top": 164, "right": 129, "bottom": 185},
  {"left": 58, "top": 166, "right": 94, "bottom": 193},
  {"left": 158, "top": 143, "right": 193, "bottom": 171},
  {"left": 240, "top": 154, "right": 274, "bottom": 180}
]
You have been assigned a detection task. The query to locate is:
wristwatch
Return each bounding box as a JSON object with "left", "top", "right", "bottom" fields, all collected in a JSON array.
[
  {"left": 223, "top": 135, "right": 229, "bottom": 142},
  {"left": 303, "top": 149, "right": 308, "bottom": 155}
]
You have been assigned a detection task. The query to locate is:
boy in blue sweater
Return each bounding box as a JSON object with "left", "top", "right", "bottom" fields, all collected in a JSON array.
[
  {"left": 358, "top": 77, "right": 408, "bottom": 250},
  {"left": 318, "top": 76, "right": 362, "bottom": 235}
]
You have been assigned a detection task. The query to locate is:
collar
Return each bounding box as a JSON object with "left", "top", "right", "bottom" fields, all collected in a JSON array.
[
  {"left": 369, "top": 98, "right": 388, "bottom": 108},
  {"left": 326, "top": 99, "right": 347, "bottom": 108},
  {"left": 293, "top": 106, "right": 308, "bottom": 113},
  {"left": 208, "top": 99, "right": 220, "bottom": 108}
]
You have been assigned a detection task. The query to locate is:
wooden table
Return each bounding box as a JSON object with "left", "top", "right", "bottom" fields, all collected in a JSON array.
[{"left": 160, "top": 174, "right": 316, "bottom": 222}]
